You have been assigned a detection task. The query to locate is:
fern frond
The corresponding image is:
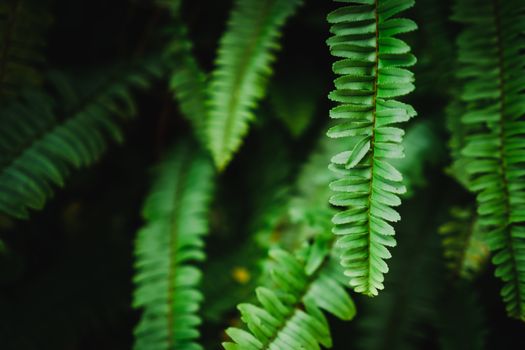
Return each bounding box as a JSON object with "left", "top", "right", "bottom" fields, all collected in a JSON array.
[
  {"left": 0, "top": 0, "right": 51, "bottom": 99},
  {"left": 326, "top": 0, "right": 417, "bottom": 296},
  {"left": 453, "top": 0, "right": 525, "bottom": 320},
  {"left": 160, "top": 0, "right": 209, "bottom": 146},
  {"left": 133, "top": 140, "right": 215, "bottom": 350},
  {"left": 207, "top": 0, "right": 303, "bottom": 170},
  {"left": 439, "top": 206, "right": 489, "bottom": 280},
  {"left": 0, "top": 63, "right": 162, "bottom": 219},
  {"left": 222, "top": 239, "right": 356, "bottom": 350}
]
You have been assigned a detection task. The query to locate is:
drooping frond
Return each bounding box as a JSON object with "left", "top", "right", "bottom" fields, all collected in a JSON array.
[
  {"left": 326, "top": 0, "right": 417, "bottom": 296},
  {"left": 207, "top": 0, "right": 303, "bottom": 170},
  {"left": 222, "top": 240, "right": 356, "bottom": 350},
  {"left": 439, "top": 206, "right": 489, "bottom": 280},
  {"left": 133, "top": 140, "right": 215, "bottom": 350},
  {"left": 221, "top": 117, "right": 437, "bottom": 349},
  {"left": 0, "top": 0, "right": 51, "bottom": 99},
  {"left": 160, "top": 0, "right": 209, "bottom": 146},
  {"left": 0, "top": 62, "right": 162, "bottom": 219},
  {"left": 452, "top": 0, "right": 525, "bottom": 320}
]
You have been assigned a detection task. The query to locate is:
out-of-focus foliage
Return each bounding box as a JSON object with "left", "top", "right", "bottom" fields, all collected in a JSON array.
[
  {"left": 0, "top": 0, "right": 51, "bottom": 100},
  {"left": 452, "top": 0, "right": 525, "bottom": 320},
  {"left": 0, "top": 0, "right": 524, "bottom": 349},
  {"left": 439, "top": 206, "right": 489, "bottom": 280},
  {"left": 206, "top": 0, "right": 303, "bottom": 170},
  {"left": 0, "top": 64, "right": 162, "bottom": 219},
  {"left": 133, "top": 140, "right": 214, "bottom": 350}
]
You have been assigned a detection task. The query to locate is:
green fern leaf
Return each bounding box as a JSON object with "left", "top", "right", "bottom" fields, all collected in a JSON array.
[
  {"left": 439, "top": 206, "right": 489, "bottom": 280},
  {"left": 0, "top": 63, "right": 162, "bottom": 219},
  {"left": 207, "top": 0, "right": 303, "bottom": 170},
  {"left": 355, "top": 196, "right": 441, "bottom": 350},
  {"left": 0, "top": 0, "right": 51, "bottom": 99},
  {"left": 133, "top": 140, "right": 215, "bottom": 350},
  {"left": 160, "top": 0, "right": 209, "bottom": 146},
  {"left": 326, "top": 0, "right": 417, "bottom": 296},
  {"left": 222, "top": 239, "right": 356, "bottom": 350},
  {"left": 453, "top": 0, "right": 525, "bottom": 320}
]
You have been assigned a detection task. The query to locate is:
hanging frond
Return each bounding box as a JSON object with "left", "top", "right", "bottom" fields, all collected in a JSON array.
[
  {"left": 439, "top": 206, "right": 489, "bottom": 280},
  {"left": 222, "top": 117, "right": 441, "bottom": 349},
  {"left": 0, "top": 0, "right": 51, "bottom": 99},
  {"left": 326, "top": 0, "right": 418, "bottom": 296},
  {"left": 222, "top": 238, "right": 356, "bottom": 350},
  {"left": 0, "top": 62, "right": 162, "bottom": 219},
  {"left": 160, "top": 0, "right": 209, "bottom": 146},
  {"left": 452, "top": 0, "right": 525, "bottom": 320},
  {"left": 133, "top": 140, "right": 215, "bottom": 350},
  {"left": 207, "top": 0, "right": 303, "bottom": 170}
]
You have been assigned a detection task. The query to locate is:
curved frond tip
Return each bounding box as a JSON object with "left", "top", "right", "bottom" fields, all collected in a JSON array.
[{"left": 207, "top": 0, "right": 303, "bottom": 170}]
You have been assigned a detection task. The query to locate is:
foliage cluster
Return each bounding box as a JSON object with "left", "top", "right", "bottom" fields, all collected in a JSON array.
[{"left": 0, "top": 0, "right": 524, "bottom": 349}]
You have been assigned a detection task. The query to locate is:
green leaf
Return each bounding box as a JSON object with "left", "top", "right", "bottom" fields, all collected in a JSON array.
[
  {"left": 452, "top": 0, "right": 525, "bottom": 320},
  {"left": 207, "top": 0, "right": 303, "bottom": 170},
  {"left": 327, "top": 0, "right": 417, "bottom": 296},
  {"left": 133, "top": 140, "right": 215, "bottom": 350},
  {"left": 0, "top": 63, "right": 163, "bottom": 219},
  {"left": 346, "top": 136, "right": 371, "bottom": 169}
]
